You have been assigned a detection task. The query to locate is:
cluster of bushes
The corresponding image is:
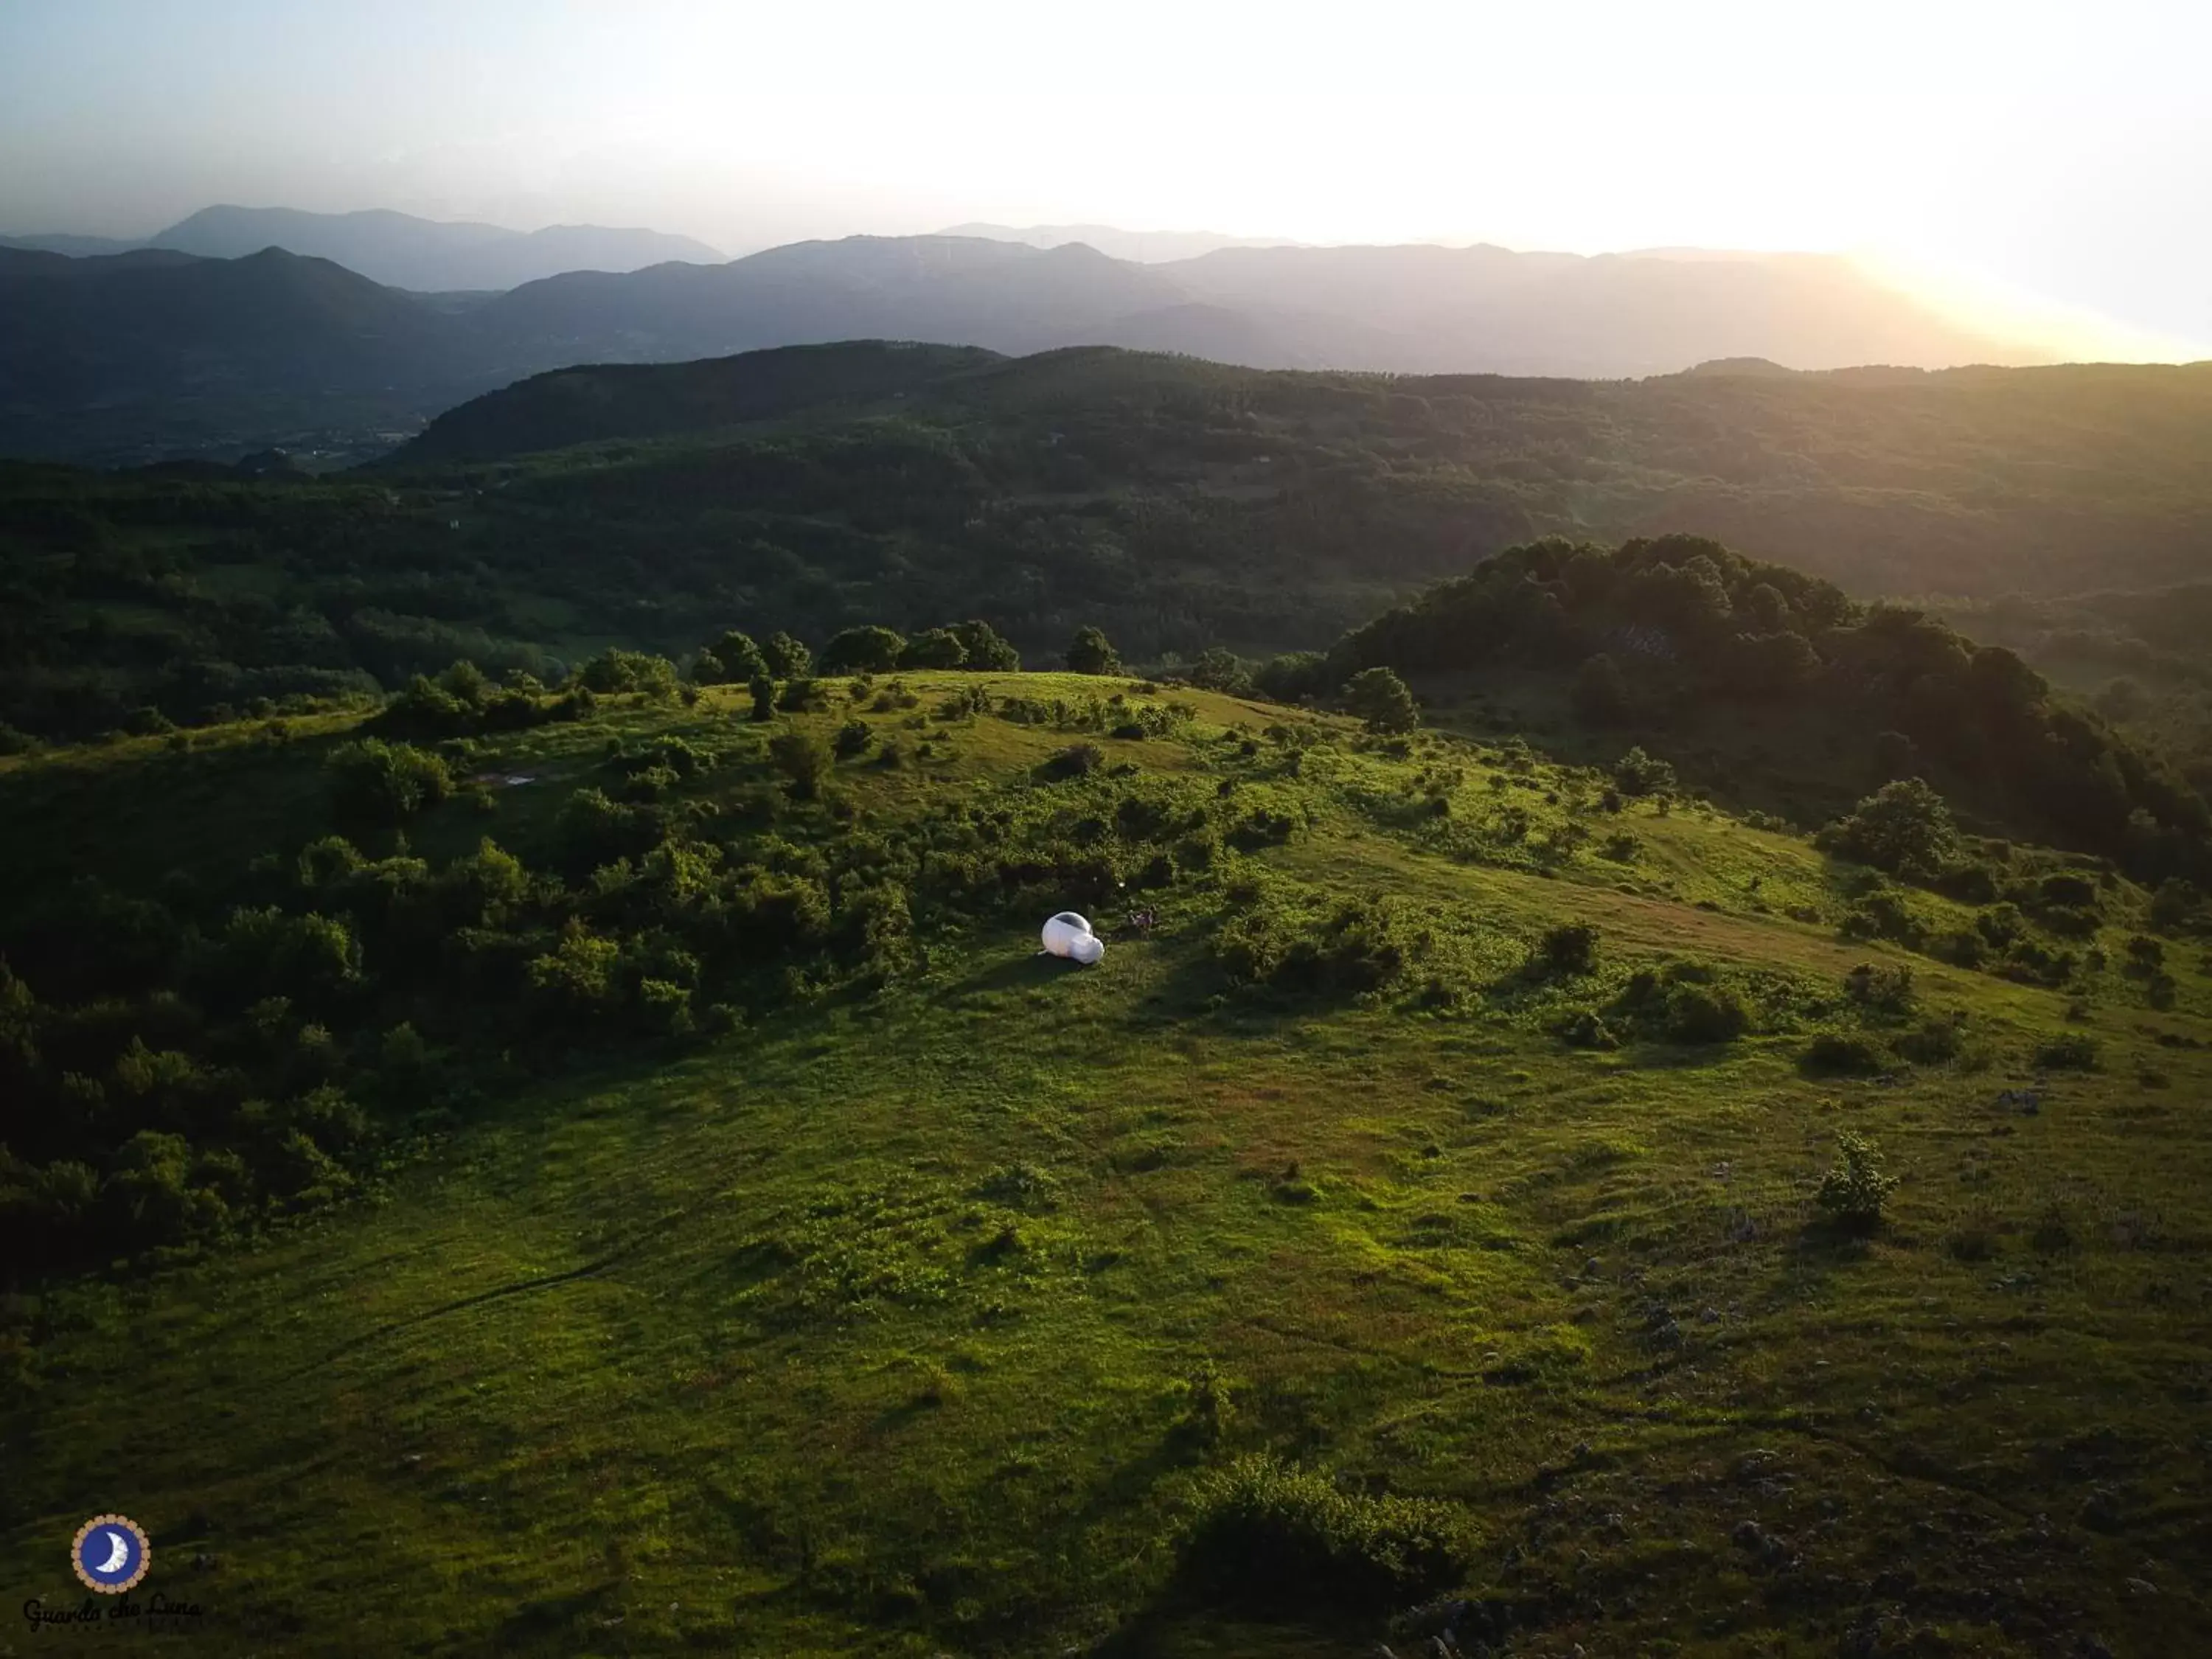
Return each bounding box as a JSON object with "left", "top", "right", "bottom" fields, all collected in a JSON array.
[
  {"left": 7, "top": 684, "right": 1270, "bottom": 1280},
  {"left": 369, "top": 660, "right": 592, "bottom": 740},
  {"left": 692, "top": 628, "right": 813, "bottom": 684},
  {"left": 1798, "top": 963, "right": 1968, "bottom": 1074},
  {"left": 1815, "top": 778, "right": 2192, "bottom": 999},
  {"left": 1214, "top": 888, "right": 1419, "bottom": 998},
  {"left": 1611, "top": 745, "right": 1677, "bottom": 799},
  {"left": 809, "top": 619, "right": 1021, "bottom": 675},
  {"left": 1177, "top": 1455, "right": 1472, "bottom": 1613},
  {"left": 326, "top": 737, "right": 456, "bottom": 824},
  {"left": 998, "top": 689, "right": 1194, "bottom": 739},
  {"left": 1607, "top": 961, "right": 1755, "bottom": 1046}
]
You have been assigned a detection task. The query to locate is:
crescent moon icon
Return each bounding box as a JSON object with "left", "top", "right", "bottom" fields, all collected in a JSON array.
[{"left": 71, "top": 1513, "right": 150, "bottom": 1594}]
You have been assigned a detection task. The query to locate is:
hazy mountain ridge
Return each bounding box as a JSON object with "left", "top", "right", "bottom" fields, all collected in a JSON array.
[
  {"left": 3, "top": 204, "right": 726, "bottom": 292},
  {"left": 937, "top": 220, "right": 1304, "bottom": 262},
  {"left": 0, "top": 228, "right": 2076, "bottom": 465},
  {"left": 472, "top": 234, "right": 2030, "bottom": 377}
]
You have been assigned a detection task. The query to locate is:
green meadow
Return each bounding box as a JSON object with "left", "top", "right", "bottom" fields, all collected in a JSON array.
[{"left": 4, "top": 674, "right": 2208, "bottom": 1655}]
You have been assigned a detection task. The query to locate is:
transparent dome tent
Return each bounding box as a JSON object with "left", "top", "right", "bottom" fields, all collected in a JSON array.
[{"left": 1040, "top": 911, "right": 1105, "bottom": 965}]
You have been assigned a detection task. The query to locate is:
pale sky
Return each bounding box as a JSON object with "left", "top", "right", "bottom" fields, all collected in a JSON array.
[{"left": 1, "top": 0, "right": 2205, "bottom": 351}]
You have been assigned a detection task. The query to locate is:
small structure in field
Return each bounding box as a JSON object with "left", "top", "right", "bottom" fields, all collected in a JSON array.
[{"left": 1040, "top": 911, "right": 1105, "bottom": 965}]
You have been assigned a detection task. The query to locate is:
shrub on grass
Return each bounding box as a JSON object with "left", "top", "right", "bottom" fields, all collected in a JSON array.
[
  {"left": 1178, "top": 1359, "right": 1235, "bottom": 1450},
  {"left": 1344, "top": 667, "right": 1418, "bottom": 735},
  {"left": 1178, "top": 1455, "right": 1471, "bottom": 1614},
  {"left": 820, "top": 626, "right": 906, "bottom": 675},
  {"left": 1038, "top": 742, "right": 1105, "bottom": 781},
  {"left": 1252, "top": 651, "right": 1329, "bottom": 703},
  {"left": 1895, "top": 1015, "right": 1965, "bottom": 1065},
  {"left": 2149, "top": 878, "right": 2202, "bottom": 934},
  {"left": 2124, "top": 934, "right": 2165, "bottom": 974},
  {"left": 1816, "top": 1130, "right": 1898, "bottom": 1233},
  {"left": 833, "top": 718, "right": 873, "bottom": 759},
  {"left": 1558, "top": 1009, "right": 1618, "bottom": 1049},
  {"left": 947, "top": 619, "right": 1020, "bottom": 670},
  {"left": 1803, "top": 1029, "right": 1888, "bottom": 1075},
  {"left": 1839, "top": 888, "right": 1924, "bottom": 949},
  {"left": 760, "top": 630, "right": 811, "bottom": 678},
  {"left": 575, "top": 648, "right": 679, "bottom": 700},
  {"left": 1612, "top": 745, "right": 1676, "bottom": 798},
  {"left": 1663, "top": 981, "right": 1750, "bottom": 1044},
  {"left": 1213, "top": 891, "right": 1414, "bottom": 999},
  {"left": 1187, "top": 647, "right": 1253, "bottom": 695},
  {"left": 1819, "top": 776, "right": 1959, "bottom": 880},
  {"left": 1531, "top": 922, "right": 1599, "bottom": 978},
  {"left": 327, "top": 737, "right": 452, "bottom": 825},
  {"left": 1843, "top": 962, "right": 1917, "bottom": 1015},
  {"left": 768, "top": 731, "right": 830, "bottom": 800},
  {"left": 1932, "top": 928, "right": 1986, "bottom": 969},
  {"left": 1065, "top": 626, "right": 1122, "bottom": 675},
  {"left": 2034, "top": 1032, "right": 2101, "bottom": 1071},
  {"left": 698, "top": 629, "right": 768, "bottom": 684},
  {"left": 897, "top": 627, "right": 967, "bottom": 669}
]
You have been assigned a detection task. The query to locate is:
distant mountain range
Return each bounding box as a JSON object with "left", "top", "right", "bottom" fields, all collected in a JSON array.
[
  {"left": 0, "top": 205, "right": 723, "bottom": 292},
  {"left": 0, "top": 225, "right": 2066, "bottom": 465},
  {"left": 938, "top": 223, "right": 1302, "bottom": 262}
]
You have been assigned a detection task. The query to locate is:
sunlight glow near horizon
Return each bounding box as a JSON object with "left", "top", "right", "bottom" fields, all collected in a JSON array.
[{"left": 1, "top": 0, "right": 2205, "bottom": 357}]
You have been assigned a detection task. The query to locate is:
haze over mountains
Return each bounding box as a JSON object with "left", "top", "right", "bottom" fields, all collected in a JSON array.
[
  {"left": 0, "top": 204, "right": 723, "bottom": 292},
  {"left": 0, "top": 206, "right": 2073, "bottom": 466},
  {"left": 937, "top": 222, "right": 1304, "bottom": 263}
]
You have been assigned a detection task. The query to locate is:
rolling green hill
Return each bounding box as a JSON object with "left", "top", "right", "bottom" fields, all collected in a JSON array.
[
  {"left": 3, "top": 661, "right": 2211, "bottom": 1655},
  {"left": 6, "top": 341, "right": 2212, "bottom": 1654},
  {"left": 1322, "top": 534, "right": 2211, "bottom": 883},
  {"left": 395, "top": 343, "right": 2212, "bottom": 603},
  {"left": 7, "top": 344, "right": 2212, "bottom": 758}
]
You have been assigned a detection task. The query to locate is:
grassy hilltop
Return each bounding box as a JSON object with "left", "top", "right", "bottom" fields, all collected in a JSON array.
[{"left": 3, "top": 666, "right": 2209, "bottom": 1656}]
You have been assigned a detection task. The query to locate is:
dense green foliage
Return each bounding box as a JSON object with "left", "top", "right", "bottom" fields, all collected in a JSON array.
[
  {"left": 1178, "top": 1455, "right": 1473, "bottom": 1612},
  {"left": 7, "top": 344, "right": 2211, "bottom": 754},
  {"left": 1335, "top": 534, "right": 2211, "bottom": 880},
  {"left": 1816, "top": 1130, "right": 1900, "bottom": 1232},
  {"left": 1344, "top": 666, "right": 1418, "bottom": 734},
  {"left": 0, "top": 677, "right": 1273, "bottom": 1279}
]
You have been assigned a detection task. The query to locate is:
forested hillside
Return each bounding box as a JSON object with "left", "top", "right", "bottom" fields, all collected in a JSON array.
[
  {"left": 1326, "top": 534, "right": 2211, "bottom": 882},
  {"left": 5, "top": 344, "right": 2209, "bottom": 756}
]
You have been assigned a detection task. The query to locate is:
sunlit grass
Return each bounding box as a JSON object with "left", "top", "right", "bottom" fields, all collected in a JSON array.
[{"left": 1, "top": 675, "right": 2207, "bottom": 1655}]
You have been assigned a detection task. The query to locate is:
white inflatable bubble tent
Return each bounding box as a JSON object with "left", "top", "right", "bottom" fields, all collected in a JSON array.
[{"left": 1040, "top": 911, "right": 1105, "bottom": 965}]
